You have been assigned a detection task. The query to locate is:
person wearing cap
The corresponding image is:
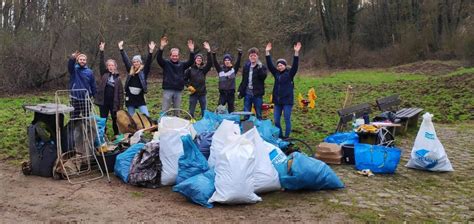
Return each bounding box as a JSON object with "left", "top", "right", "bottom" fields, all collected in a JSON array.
[
  {"left": 156, "top": 36, "right": 195, "bottom": 113},
  {"left": 238, "top": 47, "right": 267, "bottom": 119},
  {"left": 184, "top": 41, "right": 212, "bottom": 118},
  {"left": 212, "top": 46, "right": 242, "bottom": 113},
  {"left": 118, "top": 40, "right": 155, "bottom": 117},
  {"left": 67, "top": 50, "right": 97, "bottom": 118},
  {"left": 265, "top": 42, "right": 301, "bottom": 138},
  {"left": 95, "top": 42, "right": 124, "bottom": 137}
]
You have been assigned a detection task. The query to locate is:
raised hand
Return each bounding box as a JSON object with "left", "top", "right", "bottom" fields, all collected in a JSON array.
[
  {"left": 118, "top": 40, "right": 124, "bottom": 50},
  {"left": 294, "top": 42, "right": 302, "bottom": 52},
  {"left": 188, "top": 39, "right": 195, "bottom": 52},
  {"left": 265, "top": 42, "right": 272, "bottom": 52},
  {"left": 237, "top": 46, "right": 243, "bottom": 53},
  {"left": 294, "top": 42, "right": 301, "bottom": 56},
  {"left": 71, "top": 50, "right": 80, "bottom": 58},
  {"left": 149, "top": 41, "right": 156, "bottom": 53},
  {"left": 203, "top": 41, "right": 211, "bottom": 52},
  {"left": 160, "top": 36, "right": 168, "bottom": 49},
  {"left": 99, "top": 42, "right": 105, "bottom": 51}
]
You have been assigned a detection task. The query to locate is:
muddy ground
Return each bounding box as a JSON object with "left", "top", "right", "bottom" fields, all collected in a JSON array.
[{"left": 1, "top": 123, "right": 473, "bottom": 222}]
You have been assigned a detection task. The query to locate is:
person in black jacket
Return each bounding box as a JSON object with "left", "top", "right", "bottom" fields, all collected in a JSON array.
[
  {"left": 213, "top": 47, "right": 242, "bottom": 113},
  {"left": 265, "top": 42, "right": 301, "bottom": 138},
  {"left": 184, "top": 41, "right": 212, "bottom": 118},
  {"left": 94, "top": 42, "right": 124, "bottom": 137},
  {"left": 156, "top": 36, "right": 195, "bottom": 113},
  {"left": 118, "top": 40, "right": 154, "bottom": 117},
  {"left": 238, "top": 47, "right": 267, "bottom": 119}
]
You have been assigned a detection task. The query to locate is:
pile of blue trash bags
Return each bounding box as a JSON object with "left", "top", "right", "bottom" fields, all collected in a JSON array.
[{"left": 113, "top": 110, "right": 345, "bottom": 208}]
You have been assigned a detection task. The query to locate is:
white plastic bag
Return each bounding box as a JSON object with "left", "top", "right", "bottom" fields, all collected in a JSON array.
[
  {"left": 157, "top": 116, "right": 196, "bottom": 139},
  {"left": 208, "top": 120, "right": 241, "bottom": 168},
  {"left": 243, "top": 128, "right": 281, "bottom": 193},
  {"left": 208, "top": 133, "right": 262, "bottom": 204},
  {"left": 406, "top": 113, "right": 453, "bottom": 172},
  {"left": 158, "top": 116, "right": 197, "bottom": 185},
  {"left": 159, "top": 130, "right": 184, "bottom": 185}
]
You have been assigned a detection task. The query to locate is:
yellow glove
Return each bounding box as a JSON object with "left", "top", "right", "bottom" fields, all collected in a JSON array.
[{"left": 187, "top": 85, "right": 196, "bottom": 94}]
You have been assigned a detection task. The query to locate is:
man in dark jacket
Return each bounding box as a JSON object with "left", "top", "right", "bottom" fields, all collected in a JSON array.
[
  {"left": 156, "top": 36, "right": 195, "bottom": 113},
  {"left": 184, "top": 41, "right": 212, "bottom": 118},
  {"left": 238, "top": 47, "right": 267, "bottom": 119},
  {"left": 68, "top": 51, "right": 97, "bottom": 118}
]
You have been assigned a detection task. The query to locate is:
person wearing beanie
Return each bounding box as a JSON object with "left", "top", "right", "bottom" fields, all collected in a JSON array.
[
  {"left": 238, "top": 47, "right": 268, "bottom": 119},
  {"left": 265, "top": 42, "right": 301, "bottom": 138},
  {"left": 67, "top": 50, "right": 97, "bottom": 118},
  {"left": 118, "top": 40, "right": 155, "bottom": 117},
  {"left": 184, "top": 41, "right": 212, "bottom": 118},
  {"left": 95, "top": 42, "right": 124, "bottom": 137},
  {"left": 212, "top": 46, "right": 242, "bottom": 113},
  {"left": 156, "top": 36, "right": 195, "bottom": 113}
]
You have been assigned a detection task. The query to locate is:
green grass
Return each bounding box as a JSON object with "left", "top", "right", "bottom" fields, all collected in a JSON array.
[{"left": 1, "top": 67, "right": 472, "bottom": 161}]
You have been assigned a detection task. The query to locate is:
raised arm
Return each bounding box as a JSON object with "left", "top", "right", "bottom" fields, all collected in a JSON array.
[
  {"left": 99, "top": 42, "right": 107, "bottom": 75},
  {"left": 234, "top": 49, "right": 243, "bottom": 74},
  {"left": 183, "top": 39, "right": 195, "bottom": 69},
  {"left": 118, "top": 41, "right": 132, "bottom": 72},
  {"left": 289, "top": 42, "right": 301, "bottom": 77},
  {"left": 143, "top": 41, "right": 155, "bottom": 79},
  {"left": 265, "top": 42, "right": 278, "bottom": 76},
  {"left": 212, "top": 52, "right": 222, "bottom": 73},
  {"left": 202, "top": 42, "right": 212, "bottom": 74},
  {"left": 156, "top": 36, "right": 168, "bottom": 67},
  {"left": 68, "top": 51, "right": 78, "bottom": 75}
]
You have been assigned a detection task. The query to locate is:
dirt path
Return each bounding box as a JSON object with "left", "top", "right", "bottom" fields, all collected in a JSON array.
[{"left": 1, "top": 123, "right": 473, "bottom": 222}]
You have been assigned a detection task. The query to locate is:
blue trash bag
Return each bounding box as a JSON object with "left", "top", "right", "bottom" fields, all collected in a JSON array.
[
  {"left": 194, "top": 132, "right": 214, "bottom": 160},
  {"left": 355, "top": 143, "right": 402, "bottom": 174},
  {"left": 193, "top": 110, "right": 222, "bottom": 135},
  {"left": 324, "top": 132, "right": 359, "bottom": 145},
  {"left": 176, "top": 135, "right": 209, "bottom": 184},
  {"left": 114, "top": 143, "right": 145, "bottom": 183},
  {"left": 218, "top": 113, "right": 240, "bottom": 123},
  {"left": 94, "top": 115, "right": 107, "bottom": 147},
  {"left": 249, "top": 116, "right": 289, "bottom": 149},
  {"left": 279, "top": 152, "right": 345, "bottom": 191},
  {"left": 173, "top": 168, "right": 216, "bottom": 208}
]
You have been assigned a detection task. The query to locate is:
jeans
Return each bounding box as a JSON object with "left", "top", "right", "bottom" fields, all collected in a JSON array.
[
  {"left": 189, "top": 94, "right": 207, "bottom": 118},
  {"left": 274, "top": 104, "right": 293, "bottom": 138},
  {"left": 99, "top": 104, "right": 119, "bottom": 136},
  {"left": 127, "top": 105, "right": 150, "bottom": 117},
  {"left": 162, "top": 90, "right": 182, "bottom": 113},
  {"left": 244, "top": 94, "right": 263, "bottom": 119},
  {"left": 218, "top": 90, "right": 235, "bottom": 113}
]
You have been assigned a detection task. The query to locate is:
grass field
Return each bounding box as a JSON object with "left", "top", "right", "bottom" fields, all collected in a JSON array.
[{"left": 0, "top": 64, "right": 472, "bottom": 162}]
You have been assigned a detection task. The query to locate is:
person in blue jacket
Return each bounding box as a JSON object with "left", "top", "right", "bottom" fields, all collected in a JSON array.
[
  {"left": 265, "top": 42, "right": 301, "bottom": 138},
  {"left": 118, "top": 40, "right": 155, "bottom": 117},
  {"left": 67, "top": 51, "right": 97, "bottom": 118}
]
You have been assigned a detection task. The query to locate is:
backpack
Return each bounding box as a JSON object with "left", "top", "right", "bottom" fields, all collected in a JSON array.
[{"left": 22, "top": 122, "right": 58, "bottom": 177}]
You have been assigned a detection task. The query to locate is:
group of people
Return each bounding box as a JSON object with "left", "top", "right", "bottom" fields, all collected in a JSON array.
[{"left": 67, "top": 37, "right": 302, "bottom": 139}]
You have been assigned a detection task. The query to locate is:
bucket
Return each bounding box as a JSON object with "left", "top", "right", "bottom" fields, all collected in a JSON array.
[{"left": 97, "top": 150, "right": 121, "bottom": 173}]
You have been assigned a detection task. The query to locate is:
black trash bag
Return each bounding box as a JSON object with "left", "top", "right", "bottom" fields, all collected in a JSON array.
[
  {"left": 194, "top": 132, "right": 214, "bottom": 160},
  {"left": 128, "top": 141, "right": 162, "bottom": 188},
  {"left": 373, "top": 111, "right": 399, "bottom": 123}
]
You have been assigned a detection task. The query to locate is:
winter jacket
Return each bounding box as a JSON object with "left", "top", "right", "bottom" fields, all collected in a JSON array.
[
  {"left": 68, "top": 57, "right": 97, "bottom": 100},
  {"left": 156, "top": 48, "right": 195, "bottom": 91},
  {"left": 94, "top": 51, "right": 124, "bottom": 112},
  {"left": 266, "top": 55, "right": 299, "bottom": 105},
  {"left": 213, "top": 51, "right": 242, "bottom": 91},
  {"left": 121, "top": 49, "right": 152, "bottom": 94},
  {"left": 238, "top": 60, "right": 267, "bottom": 97},
  {"left": 184, "top": 52, "right": 212, "bottom": 96}
]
